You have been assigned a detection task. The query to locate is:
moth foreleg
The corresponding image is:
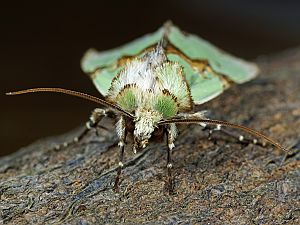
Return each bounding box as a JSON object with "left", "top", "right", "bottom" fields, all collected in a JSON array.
[
  {"left": 54, "top": 108, "right": 113, "bottom": 150},
  {"left": 114, "top": 115, "right": 127, "bottom": 191},
  {"left": 165, "top": 123, "right": 177, "bottom": 194}
]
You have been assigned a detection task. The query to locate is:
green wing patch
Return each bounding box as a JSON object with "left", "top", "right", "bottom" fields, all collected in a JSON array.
[
  {"left": 81, "top": 28, "right": 164, "bottom": 73},
  {"left": 167, "top": 25, "right": 258, "bottom": 84},
  {"left": 81, "top": 28, "right": 164, "bottom": 96},
  {"left": 167, "top": 53, "right": 226, "bottom": 104},
  {"left": 81, "top": 22, "right": 259, "bottom": 103}
]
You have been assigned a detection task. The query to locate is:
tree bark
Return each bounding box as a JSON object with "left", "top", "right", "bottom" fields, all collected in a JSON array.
[{"left": 1, "top": 48, "right": 300, "bottom": 224}]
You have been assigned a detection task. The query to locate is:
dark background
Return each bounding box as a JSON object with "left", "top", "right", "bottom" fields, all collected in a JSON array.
[{"left": 1, "top": 0, "right": 300, "bottom": 156}]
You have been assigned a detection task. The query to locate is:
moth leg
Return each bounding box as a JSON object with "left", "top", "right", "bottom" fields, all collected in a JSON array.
[
  {"left": 54, "top": 108, "right": 113, "bottom": 150},
  {"left": 178, "top": 111, "right": 264, "bottom": 147},
  {"left": 204, "top": 125, "right": 265, "bottom": 147},
  {"left": 165, "top": 124, "right": 178, "bottom": 194},
  {"left": 176, "top": 111, "right": 208, "bottom": 119},
  {"left": 176, "top": 111, "right": 208, "bottom": 127},
  {"left": 114, "top": 115, "right": 127, "bottom": 191}
]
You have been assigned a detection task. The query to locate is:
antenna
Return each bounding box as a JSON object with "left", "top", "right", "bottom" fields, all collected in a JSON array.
[{"left": 6, "top": 88, "right": 134, "bottom": 118}]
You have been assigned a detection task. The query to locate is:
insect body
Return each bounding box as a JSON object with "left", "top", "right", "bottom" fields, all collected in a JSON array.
[
  {"left": 7, "top": 22, "right": 287, "bottom": 192},
  {"left": 107, "top": 45, "right": 192, "bottom": 150}
]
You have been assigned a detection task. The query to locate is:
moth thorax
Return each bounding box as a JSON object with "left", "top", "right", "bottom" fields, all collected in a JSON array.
[
  {"left": 145, "top": 45, "right": 166, "bottom": 68},
  {"left": 134, "top": 107, "right": 162, "bottom": 149}
]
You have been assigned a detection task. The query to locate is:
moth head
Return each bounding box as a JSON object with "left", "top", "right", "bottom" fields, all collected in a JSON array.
[{"left": 133, "top": 107, "right": 162, "bottom": 150}]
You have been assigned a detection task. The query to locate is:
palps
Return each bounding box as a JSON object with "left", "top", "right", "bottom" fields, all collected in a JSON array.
[{"left": 7, "top": 21, "right": 287, "bottom": 193}]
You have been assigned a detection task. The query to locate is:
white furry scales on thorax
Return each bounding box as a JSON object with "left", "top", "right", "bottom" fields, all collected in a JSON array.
[{"left": 107, "top": 46, "right": 192, "bottom": 111}]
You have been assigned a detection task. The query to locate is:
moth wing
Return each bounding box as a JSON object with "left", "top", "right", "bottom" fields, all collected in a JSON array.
[
  {"left": 81, "top": 28, "right": 165, "bottom": 96},
  {"left": 166, "top": 24, "right": 259, "bottom": 104},
  {"left": 81, "top": 22, "right": 259, "bottom": 102},
  {"left": 167, "top": 25, "right": 259, "bottom": 84},
  {"left": 167, "top": 53, "right": 225, "bottom": 104}
]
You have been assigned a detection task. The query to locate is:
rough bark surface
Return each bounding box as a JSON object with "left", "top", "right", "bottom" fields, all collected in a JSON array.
[{"left": 1, "top": 49, "right": 300, "bottom": 225}]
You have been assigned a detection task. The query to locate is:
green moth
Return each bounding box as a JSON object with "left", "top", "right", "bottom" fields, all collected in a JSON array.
[{"left": 7, "top": 21, "right": 286, "bottom": 192}]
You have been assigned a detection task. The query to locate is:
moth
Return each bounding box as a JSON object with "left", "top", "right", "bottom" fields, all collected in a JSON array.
[{"left": 7, "top": 22, "right": 286, "bottom": 192}]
